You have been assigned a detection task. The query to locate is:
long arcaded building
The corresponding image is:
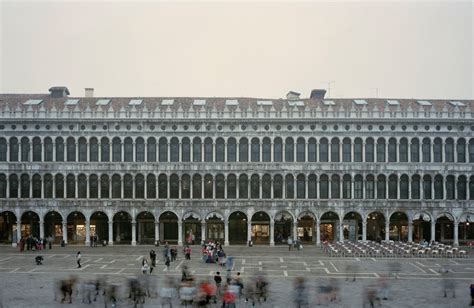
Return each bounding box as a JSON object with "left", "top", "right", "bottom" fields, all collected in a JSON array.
[{"left": 0, "top": 87, "right": 472, "bottom": 246}]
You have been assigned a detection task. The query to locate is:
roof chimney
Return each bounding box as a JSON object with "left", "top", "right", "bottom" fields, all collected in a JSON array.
[
  {"left": 85, "top": 88, "right": 94, "bottom": 98},
  {"left": 286, "top": 91, "right": 301, "bottom": 100},
  {"left": 48, "top": 86, "right": 70, "bottom": 98},
  {"left": 310, "top": 89, "right": 327, "bottom": 100}
]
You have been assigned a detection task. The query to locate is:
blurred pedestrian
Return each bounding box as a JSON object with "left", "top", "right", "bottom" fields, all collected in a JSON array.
[
  {"left": 76, "top": 251, "right": 82, "bottom": 268},
  {"left": 470, "top": 283, "right": 474, "bottom": 306},
  {"left": 185, "top": 245, "right": 192, "bottom": 260},
  {"left": 214, "top": 271, "right": 222, "bottom": 296},
  {"left": 142, "top": 257, "right": 150, "bottom": 274},
  {"left": 288, "top": 238, "right": 293, "bottom": 251},
  {"left": 293, "top": 277, "right": 308, "bottom": 307},
  {"left": 441, "top": 269, "right": 455, "bottom": 298}
]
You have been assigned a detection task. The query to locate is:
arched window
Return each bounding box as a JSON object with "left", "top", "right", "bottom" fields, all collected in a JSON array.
[
  {"left": 21, "top": 137, "right": 30, "bottom": 162},
  {"left": 457, "top": 138, "right": 466, "bottom": 163},
  {"left": 388, "top": 175, "right": 398, "bottom": 199},
  {"left": 9, "top": 137, "right": 18, "bottom": 162},
  {"left": 215, "top": 138, "right": 225, "bottom": 162},
  {"left": 320, "top": 174, "right": 329, "bottom": 199},
  {"left": 215, "top": 174, "right": 225, "bottom": 198},
  {"left": 193, "top": 137, "right": 202, "bottom": 162},
  {"left": 55, "top": 174, "right": 64, "bottom": 198},
  {"left": 433, "top": 138, "right": 442, "bottom": 162},
  {"left": 377, "top": 138, "right": 385, "bottom": 162},
  {"left": 227, "top": 174, "right": 236, "bottom": 198},
  {"left": 159, "top": 137, "right": 168, "bottom": 162},
  {"left": 377, "top": 175, "right": 386, "bottom": 199},
  {"left": 9, "top": 174, "right": 18, "bottom": 198},
  {"left": 44, "top": 174, "right": 53, "bottom": 198},
  {"left": 285, "top": 174, "right": 294, "bottom": 198},
  {"left": 146, "top": 174, "right": 156, "bottom": 199},
  {"left": 400, "top": 175, "right": 409, "bottom": 199},
  {"left": 388, "top": 138, "right": 397, "bottom": 162},
  {"left": 44, "top": 137, "right": 53, "bottom": 162},
  {"left": 354, "top": 138, "right": 362, "bottom": 162},
  {"left": 308, "top": 138, "right": 317, "bottom": 162},
  {"left": 181, "top": 174, "right": 190, "bottom": 199},
  {"left": 262, "top": 138, "right": 271, "bottom": 162},
  {"left": 251, "top": 138, "right": 260, "bottom": 162},
  {"left": 423, "top": 175, "right": 432, "bottom": 199},
  {"left": 285, "top": 137, "right": 294, "bottom": 162},
  {"left": 169, "top": 174, "right": 179, "bottom": 198},
  {"left": 469, "top": 139, "right": 474, "bottom": 162},
  {"left": 422, "top": 138, "right": 431, "bottom": 162},
  {"left": 89, "top": 137, "right": 98, "bottom": 162},
  {"left": 204, "top": 174, "right": 213, "bottom": 199},
  {"left": 21, "top": 174, "right": 29, "bottom": 198},
  {"left": 123, "top": 174, "right": 133, "bottom": 198},
  {"left": 112, "top": 137, "right": 121, "bottom": 162},
  {"left": 193, "top": 174, "right": 202, "bottom": 199},
  {"left": 66, "top": 174, "right": 75, "bottom": 198},
  {"left": 330, "top": 138, "right": 340, "bottom": 162},
  {"left": 112, "top": 174, "right": 121, "bottom": 198},
  {"left": 273, "top": 137, "right": 282, "bottom": 162},
  {"left": 89, "top": 174, "right": 98, "bottom": 198},
  {"left": 411, "top": 138, "right": 419, "bottom": 162},
  {"left": 457, "top": 175, "right": 467, "bottom": 200},
  {"left": 100, "top": 175, "right": 109, "bottom": 199},
  {"left": 399, "top": 138, "right": 408, "bottom": 162},
  {"left": 446, "top": 175, "right": 455, "bottom": 200},
  {"left": 239, "top": 174, "right": 248, "bottom": 198},
  {"left": 78, "top": 174, "right": 87, "bottom": 198},
  {"left": 262, "top": 174, "right": 271, "bottom": 198},
  {"left": 204, "top": 138, "right": 213, "bottom": 162},
  {"left": 470, "top": 176, "right": 474, "bottom": 200},
  {"left": 296, "top": 137, "right": 305, "bottom": 162},
  {"left": 32, "top": 174, "right": 41, "bottom": 198},
  {"left": 366, "top": 175, "right": 375, "bottom": 199},
  {"left": 434, "top": 174, "right": 443, "bottom": 199},
  {"left": 354, "top": 175, "right": 363, "bottom": 199},
  {"left": 0, "top": 138, "right": 6, "bottom": 161},
  {"left": 445, "top": 138, "right": 454, "bottom": 162},
  {"left": 32, "top": 137, "right": 42, "bottom": 162},
  {"left": 308, "top": 174, "right": 317, "bottom": 199},
  {"left": 331, "top": 174, "right": 340, "bottom": 198},
  {"left": 0, "top": 174, "right": 5, "bottom": 198},
  {"left": 100, "top": 137, "right": 110, "bottom": 162},
  {"left": 342, "top": 174, "right": 351, "bottom": 199},
  {"left": 66, "top": 137, "right": 75, "bottom": 162},
  {"left": 170, "top": 137, "right": 179, "bottom": 162},
  {"left": 251, "top": 174, "right": 260, "bottom": 199},
  {"left": 342, "top": 138, "right": 351, "bottom": 162},
  {"left": 147, "top": 137, "right": 156, "bottom": 162},
  {"left": 158, "top": 174, "right": 167, "bottom": 198},
  {"left": 365, "top": 138, "right": 374, "bottom": 162},
  {"left": 296, "top": 174, "right": 305, "bottom": 199},
  {"left": 411, "top": 175, "right": 420, "bottom": 199},
  {"left": 239, "top": 138, "right": 248, "bottom": 162},
  {"left": 181, "top": 138, "right": 190, "bottom": 162},
  {"left": 273, "top": 175, "right": 283, "bottom": 198},
  {"left": 227, "top": 138, "right": 236, "bottom": 162},
  {"left": 78, "top": 137, "right": 87, "bottom": 162},
  {"left": 136, "top": 137, "right": 145, "bottom": 162},
  {"left": 135, "top": 174, "right": 144, "bottom": 198}
]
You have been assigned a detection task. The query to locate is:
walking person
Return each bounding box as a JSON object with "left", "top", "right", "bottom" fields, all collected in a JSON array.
[
  {"left": 214, "top": 271, "right": 222, "bottom": 297},
  {"left": 288, "top": 237, "right": 293, "bottom": 251},
  {"left": 185, "top": 245, "right": 192, "bottom": 260},
  {"left": 470, "top": 283, "right": 474, "bottom": 306},
  {"left": 149, "top": 250, "right": 156, "bottom": 274},
  {"left": 165, "top": 256, "right": 171, "bottom": 272},
  {"left": 142, "top": 257, "right": 150, "bottom": 274},
  {"left": 76, "top": 251, "right": 82, "bottom": 268}
]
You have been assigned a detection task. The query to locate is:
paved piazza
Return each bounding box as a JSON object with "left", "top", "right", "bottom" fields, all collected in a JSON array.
[{"left": 0, "top": 245, "right": 473, "bottom": 307}]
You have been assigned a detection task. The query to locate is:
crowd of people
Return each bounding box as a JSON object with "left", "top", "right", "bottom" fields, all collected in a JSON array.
[{"left": 19, "top": 235, "right": 53, "bottom": 251}]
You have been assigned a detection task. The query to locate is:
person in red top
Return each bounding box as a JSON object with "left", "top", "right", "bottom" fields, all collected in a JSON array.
[
  {"left": 185, "top": 245, "right": 192, "bottom": 260},
  {"left": 223, "top": 285, "right": 236, "bottom": 308}
]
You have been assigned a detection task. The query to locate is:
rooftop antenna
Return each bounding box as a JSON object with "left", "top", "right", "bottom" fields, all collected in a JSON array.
[
  {"left": 370, "top": 87, "right": 379, "bottom": 98},
  {"left": 322, "top": 81, "right": 335, "bottom": 98}
]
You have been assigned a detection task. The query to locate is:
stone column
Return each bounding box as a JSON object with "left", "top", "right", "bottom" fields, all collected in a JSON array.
[
  {"left": 86, "top": 175, "right": 90, "bottom": 199},
  {"left": 362, "top": 142, "right": 366, "bottom": 162},
  {"left": 154, "top": 221, "right": 159, "bottom": 245},
  {"left": 85, "top": 219, "right": 91, "bottom": 246},
  {"left": 362, "top": 221, "right": 367, "bottom": 241},
  {"left": 293, "top": 221, "right": 298, "bottom": 241},
  {"left": 385, "top": 220, "right": 390, "bottom": 241},
  {"left": 201, "top": 221, "right": 206, "bottom": 242},
  {"left": 453, "top": 222, "right": 459, "bottom": 246},
  {"left": 108, "top": 220, "right": 113, "bottom": 246},
  {"left": 62, "top": 223, "right": 68, "bottom": 244},
  {"left": 224, "top": 220, "right": 229, "bottom": 246},
  {"left": 39, "top": 220, "right": 44, "bottom": 240},
  {"left": 178, "top": 221, "right": 183, "bottom": 246},
  {"left": 86, "top": 142, "right": 90, "bottom": 162},
  {"left": 269, "top": 220, "right": 275, "bottom": 246},
  {"left": 131, "top": 221, "right": 137, "bottom": 246},
  {"left": 430, "top": 220, "right": 436, "bottom": 242},
  {"left": 339, "top": 220, "right": 344, "bottom": 242},
  {"left": 408, "top": 221, "right": 413, "bottom": 242},
  {"left": 247, "top": 220, "right": 252, "bottom": 243},
  {"left": 6, "top": 178, "right": 9, "bottom": 198},
  {"left": 316, "top": 220, "right": 321, "bottom": 246},
  {"left": 16, "top": 221, "right": 22, "bottom": 243}
]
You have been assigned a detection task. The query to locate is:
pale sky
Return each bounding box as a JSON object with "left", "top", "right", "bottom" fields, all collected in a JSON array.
[{"left": 0, "top": 0, "right": 472, "bottom": 99}]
